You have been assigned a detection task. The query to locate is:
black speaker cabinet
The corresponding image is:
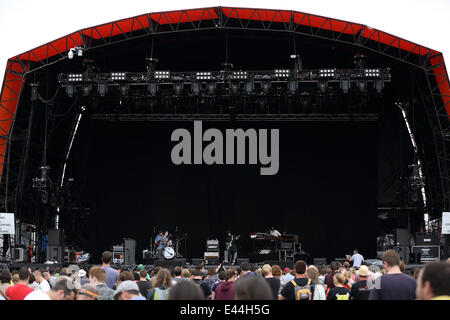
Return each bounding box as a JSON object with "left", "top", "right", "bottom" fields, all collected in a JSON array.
[
  {"left": 154, "top": 259, "right": 186, "bottom": 269},
  {"left": 48, "top": 229, "right": 64, "bottom": 246}
]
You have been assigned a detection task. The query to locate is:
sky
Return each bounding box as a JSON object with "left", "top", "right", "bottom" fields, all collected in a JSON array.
[{"left": 0, "top": 0, "right": 449, "bottom": 88}]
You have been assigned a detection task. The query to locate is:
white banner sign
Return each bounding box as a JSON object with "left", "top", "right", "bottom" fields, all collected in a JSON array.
[
  {"left": 443, "top": 212, "right": 450, "bottom": 234},
  {"left": 0, "top": 213, "right": 15, "bottom": 235}
]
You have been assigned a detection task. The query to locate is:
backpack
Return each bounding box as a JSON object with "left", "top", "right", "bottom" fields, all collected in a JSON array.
[
  {"left": 149, "top": 287, "right": 169, "bottom": 300},
  {"left": 336, "top": 293, "right": 350, "bottom": 300},
  {"left": 291, "top": 279, "right": 313, "bottom": 300}
]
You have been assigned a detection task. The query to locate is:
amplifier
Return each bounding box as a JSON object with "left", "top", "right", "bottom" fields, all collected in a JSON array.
[
  {"left": 415, "top": 233, "right": 439, "bottom": 246},
  {"left": 412, "top": 245, "right": 440, "bottom": 262},
  {"left": 281, "top": 243, "right": 293, "bottom": 249},
  {"left": 206, "top": 239, "right": 219, "bottom": 252},
  {"left": 204, "top": 252, "right": 219, "bottom": 260},
  {"left": 112, "top": 251, "right": 124, "bottom": 265},
  {"left": 13, "top": 247, "right": 25, "bottom": 262}
]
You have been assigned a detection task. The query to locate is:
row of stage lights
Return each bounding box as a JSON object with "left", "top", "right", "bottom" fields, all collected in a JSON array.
[{"left": 59, "top": 66, "right": 390, "bottom": 98}]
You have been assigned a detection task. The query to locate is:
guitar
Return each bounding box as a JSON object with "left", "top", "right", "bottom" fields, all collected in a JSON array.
[{"left": 226, "top": 235, "right": 240, "bottom": 250}]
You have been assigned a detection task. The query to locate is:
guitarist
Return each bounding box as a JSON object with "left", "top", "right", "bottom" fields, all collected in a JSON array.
[{"left": 225, "top": 231, "right": 240, "bottom": 265}]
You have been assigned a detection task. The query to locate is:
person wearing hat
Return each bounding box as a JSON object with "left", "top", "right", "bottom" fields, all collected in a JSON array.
[
  {"left": 280, "top": 267, "right": 294, "bottom": 288},
  {"left": 78, "top": 269, "right": 90, "bottom": 285},
  {"left": 76, "top": 284, "right": 99, "bottom": 300},
  {"left": 114, "top": 280, "right": 146, "bottom": 300},
  {"left": 350, "top": 265, "right": 371, "bottom": 300}
]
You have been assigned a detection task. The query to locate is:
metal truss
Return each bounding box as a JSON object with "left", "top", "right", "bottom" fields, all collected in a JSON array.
[{"left": 90, "top": 113, "right": 378, "bottom": 122}]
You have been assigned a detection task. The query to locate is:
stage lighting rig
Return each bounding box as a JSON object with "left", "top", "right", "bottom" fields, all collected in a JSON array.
[
  {"left": 111, "top": 72, "right": 126, "bottom": 81},
  {"left": 274, "top": 69, "right": 290, "bottom": 79},
  {"left": 154, "top": 71, "right": 171, "bottom": 80},
  {"left": 364, "top": 69, "right": 381, "bottom": 77},
  {"left": 319, "top": 69, "right": 336, "bottom": 78},
  {"left": 196, "top": 72, "right": 213, "bottom": 80},
  {"left": 230, "top": 71, "right": 248, "bottom": 80}
]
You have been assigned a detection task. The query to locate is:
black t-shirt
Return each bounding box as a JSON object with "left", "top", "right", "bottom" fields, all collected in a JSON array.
[
  {"left": 226, "top": 235, "right": 237, "bottom": 249},
  {"left": 326, "top": 286, "right": 350, "bottom": 300},
  {"left": 350, "top": 280, "right": 370, "bottom": 300},
  {"left": 265, "top": 277, "right": 281, "bottom": 300},
  {"left": 136, "top": 280, "right": 152, "bottom": 298},
  {"left": 369, "top": 273, "right": 416, "bottom": 300},
  {"left": 280, "top": 278, "right": 315, "bottom": 300},
  {"left": 193, "top": 279, "right": 212, "bottom": 299}
]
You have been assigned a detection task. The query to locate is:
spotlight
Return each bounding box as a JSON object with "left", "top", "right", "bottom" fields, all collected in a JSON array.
[
  {"left": 77, "top": 48, "right": 83, "bottom": 57},
  {"left": 68, "top": 73, "right": 83, "bottom": 82},
  {"left": 375, "top": 80, "right": 384, "bottom": 94},
  {"left": 318, "top": 81, "right": 328, "bottom": 93},
  {"left": 196, "top": 72, "right": 212, "bottom": 80},
  {"left": 68, "top": 49, "right": 74, "bottom": 60},
  {"left": 319, "top": 69, "right": 336, "bottom": 78},
  {"left": 288, "top": 80, "right": 298, "bottom": 94},
  {"left": 98, "top": 83, "right": 107, "bottom": 97},
  {"left": 148, "top": 82, "right": 158, "bottom": 96},
  {"left": 364, "top": 68, "right": 381, "bottom": 77},
  {"left": 173, "top": 82, "right": 183, "bottom": 95},
  {"left": 340, "top": 79, "right": 350, "bottom": 93},
  {"left": 231, "top": 82, "right": 240, "bottom": 94},
  {"left": 230, "top": 71, "right": 248, "bottom": 80},
  {"left": 207, "top": 82, "right": 216, "bottom": 95},
  {"left": 111, "top": 72, "right": 126, "bottom": 81},
  {"left": 262, "top": 81, "right": 271, "bottom": 94},
  {"left": 274, "top": 69, "right": 290, "bottom": 78},
  {"left": 245, "top": 81, "right": 254, "bottom": 95},
  {"left": 357, "top": 80, "right": 367, "bottom": 92},
  {"left": 82, "top": 84, "right": 92, "bottom": 96},
  {"left": 154, "top": 71, "right": 170, "bottom": 80},
  {"left": 354, "top": 53, "right": 366, "bottom": 69},
  {"left": 119, "top": 84, "right": 129, "bottom": 96},
  {"left": 66, "top": 85, "right": 74, "bottom": 98}
]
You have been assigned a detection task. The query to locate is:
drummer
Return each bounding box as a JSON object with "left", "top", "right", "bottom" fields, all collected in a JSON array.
[{"left": 155, "top": 230, "right": 169, "bottom": 260}]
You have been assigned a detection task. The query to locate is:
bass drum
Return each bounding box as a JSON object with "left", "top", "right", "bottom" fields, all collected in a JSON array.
[{"left": 163, "top": 247, "right": 175, "bottom": 260}]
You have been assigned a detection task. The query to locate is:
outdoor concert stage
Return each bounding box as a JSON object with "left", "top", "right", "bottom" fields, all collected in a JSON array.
[{"left": 0, "top": 7, "right": 449, "bottom": 265}]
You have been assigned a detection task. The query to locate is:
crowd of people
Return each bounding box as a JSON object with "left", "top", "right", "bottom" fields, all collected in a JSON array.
[{"left": 0, "top": 249, "right": 449, "bottom": 300}]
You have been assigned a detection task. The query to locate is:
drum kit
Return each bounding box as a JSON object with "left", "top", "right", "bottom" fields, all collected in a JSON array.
[{"left": 154, "top": 230, "right": 186, "bottom": 260}]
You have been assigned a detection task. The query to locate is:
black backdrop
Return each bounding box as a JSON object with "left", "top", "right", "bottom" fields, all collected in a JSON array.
[{"left": 77, "top": 119, "right": 377, "bottom": 263}]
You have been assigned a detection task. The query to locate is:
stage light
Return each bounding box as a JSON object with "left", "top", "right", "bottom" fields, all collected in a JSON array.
[
  {"left": 288, "top": 80, "right": 298, "bottom": 94},
  {"left": 357, "top": 80, "right": 367, "bottom": 92},
  {"left": 230, "top": 71, "right": 247, "bottom": 80},
  {"left": 66, "top": 85, "right": 74, "bottom": 97},
  {"left": 274, "top": 69, "right": 290, "bottom": 78},
  {"left": 340, "top": 79, "right": 350, "bottom": 93},
  {"left": 111, "top": 72, "right": 126, "bottom": 81},
  {"left": 120, "top": 84, "right": 129, "bottom": 96},
  {"left": 68, "top": 49, "right": 74, "bottom": 60},
  {"left": 245, "top": 81, "right": 254, "bottom": 95},
  {"left": 231, "top": 82, "right": 240, "bottom": 94},
  {"left": 318, "top": 81, "right": 328, "bottom": 93},
  {"left": 82, "top": 84, "right": 91, "bottom": 96},
  {"left": 262, "top": 81, "right": 271, "bottom": 94},
  {"left": 78, "top": 48, "right": 83, "bottom": 57},
  {"left": 68, "top": 73, "right": 83, "bottom": 82},
  {"left": 319, "top": 69, "right": 336, "bottom": 78},
  {"left": 148, "top": 82, "right": 158, "bottom": 96},
  {"left": 154, "top": 71, "right": 170, "bottom": 80},
  {"left": 375, "top": 80, "right": 384, "bottom": 93},
  {"left": 364, "top": 69, "right": 381, "bottom": 77},
  {"left": 173, "top": 82, "right": 183, "bottom": 95},
  {"left": 192, "top": 82, "right": 200, "bottom": 95},
  {"left": 207, "top": 82, "right": 216, "bottom": 94},
  {"left": 196, "top": 72, "right": 212, "bottom": 80},
  {"left": 98, "top": 83, "right": 107, "bottom": 97}
]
